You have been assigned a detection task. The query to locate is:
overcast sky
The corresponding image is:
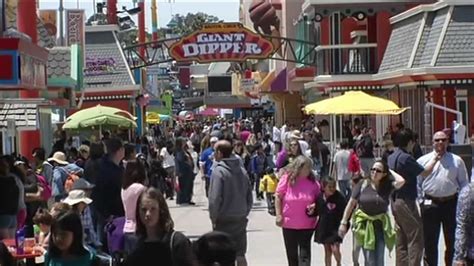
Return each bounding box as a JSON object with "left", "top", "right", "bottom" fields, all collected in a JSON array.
[{"left": 39, "top": 0, "right": 240, "bottom": 31}]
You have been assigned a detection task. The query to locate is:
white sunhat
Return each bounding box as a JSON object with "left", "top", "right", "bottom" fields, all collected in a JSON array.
[
  {"left": 63, "top": 190, "right": 92, "bottom": 206},
  {"left": 47, "top": 151, "right": 68, "bottom": 165}
]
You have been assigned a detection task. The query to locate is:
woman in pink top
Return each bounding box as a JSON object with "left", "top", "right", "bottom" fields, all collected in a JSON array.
[
  {"left": 275, "top": 155, "right": 321, "bottom": 266},
  {"left": 121, "top": 160, "right": 147, "bottom": 254}
]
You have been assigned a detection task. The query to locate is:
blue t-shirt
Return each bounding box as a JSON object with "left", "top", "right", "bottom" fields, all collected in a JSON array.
[{"left": 200, "top": 147, "right": 214, "bottom": 177}]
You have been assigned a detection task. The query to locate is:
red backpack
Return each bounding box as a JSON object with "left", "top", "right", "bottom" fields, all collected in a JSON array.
[{"left": 36, "top": 175, "right": 52, "bottom": 201}]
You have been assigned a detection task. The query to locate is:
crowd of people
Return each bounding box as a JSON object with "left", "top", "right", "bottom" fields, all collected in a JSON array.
[{"left": 0, "top": 116, "right": 473, "bottom": 266}]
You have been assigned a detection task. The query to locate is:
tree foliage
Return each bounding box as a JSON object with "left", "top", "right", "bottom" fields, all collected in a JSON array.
[{"left": 169, "top": 12, "right": 222, "bottom": 35}]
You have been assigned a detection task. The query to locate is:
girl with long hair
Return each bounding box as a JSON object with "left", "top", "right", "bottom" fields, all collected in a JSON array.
[
  {"left": 125, "top": 188, "right": 195, "bottom": 266},
  {"left": 307, "top": 179, "right": 346, "bottom": 266},
  {"left": 45, "top": 211, "right": 99, "bottom": 265},
  {"left": 275, "top": 155, "right": 321, "bottom": 266},
  {"left": 338, "top": 160, "right": 405, "bottom": 266},
  {"left": 121, "top": 160, "right": 148, "bottom": 254}
]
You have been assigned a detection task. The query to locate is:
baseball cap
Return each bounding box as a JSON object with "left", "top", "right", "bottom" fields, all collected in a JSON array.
[{"left": 210, "top": 137, "right": 219, "bottom": 143}]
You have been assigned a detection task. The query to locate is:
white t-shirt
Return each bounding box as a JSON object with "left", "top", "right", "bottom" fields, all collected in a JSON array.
[
  {"left": 160, "top": 147, "right": 175, "bottom": 168},
  {"left": 333, "top": 149, "right": 351, "bottom": 181},
  {"left": 273, "top": 126, "right": 281, "bottom": 143}
]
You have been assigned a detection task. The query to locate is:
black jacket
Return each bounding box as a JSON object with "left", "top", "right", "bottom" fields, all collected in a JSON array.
[
  {"left": 0, "top": 174, "right": 19, "bottom": 215},
  {"left": 92, "top": 155, "right": 124, "bottom": 217},
  {"left": 125, "top": 231, "right": 195, "bottom": 266}
]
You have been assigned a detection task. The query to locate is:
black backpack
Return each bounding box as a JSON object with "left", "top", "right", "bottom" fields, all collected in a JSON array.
[{"left": 0, "top": 175, "right": 20, "bottom": 215}]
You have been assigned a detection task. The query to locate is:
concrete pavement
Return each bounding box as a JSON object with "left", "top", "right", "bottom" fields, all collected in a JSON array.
[{"left": 169, "top": 178, "right": 447, "bottom": 266}]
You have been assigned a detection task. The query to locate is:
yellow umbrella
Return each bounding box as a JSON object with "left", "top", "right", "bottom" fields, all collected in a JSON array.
[
  {"left": 304, "top": 91, "right": 409, "bottom": 115},
  {"left": 146, "top": 112, "right": 161, "bottom": 124}
]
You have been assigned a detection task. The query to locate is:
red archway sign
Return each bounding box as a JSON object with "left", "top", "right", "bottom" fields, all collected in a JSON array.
[{"left": 169, "top": 23, "right": 274, "bottom": 63}]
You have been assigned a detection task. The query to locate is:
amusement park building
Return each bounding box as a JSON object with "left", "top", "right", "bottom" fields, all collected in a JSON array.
[
  {"left": 301, "top": 0, "right": 474, "bottom": 144},
  {"left": 0, "top": 0, "right": 82, "bottom": 157}
]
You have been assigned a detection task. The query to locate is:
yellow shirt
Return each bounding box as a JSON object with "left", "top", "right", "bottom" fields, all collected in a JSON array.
[{"left": 259, "top": 174, "right": 278, "bottom": 193}]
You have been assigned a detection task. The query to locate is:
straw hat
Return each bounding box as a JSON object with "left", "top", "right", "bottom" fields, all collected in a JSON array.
[
  {"left": 63, "top": 190, "right": 92, "bottom": 206},
  {"left": 47, "top": 152, "right": 68, "bottom": 165},
  {"left": 289, "top": 130, "right": 303, "bottom": 140}
]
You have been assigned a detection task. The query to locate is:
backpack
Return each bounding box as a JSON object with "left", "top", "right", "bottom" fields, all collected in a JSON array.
[
  {"left": 64, "top": 171, "right": 80, "bottom": 193},
  {"left": 36, "top": 174, "right": 52, "bottom": 201}
]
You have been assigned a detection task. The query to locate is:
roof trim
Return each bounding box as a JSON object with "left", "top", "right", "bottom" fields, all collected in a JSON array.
[
  {"left": 83, "top": 85, "right": 141, "bottom": 93},
  {"left": 304, "top": 65, "right": 474, "bottom": 88},
  {"left": 390, "top": 1, "right": 448, "bottom": 24},
  {"left": 47, "top": 77, "right": 76, "bottom": 88},
  {"left": 408, "top": 12, "right": 428, "bottom": 68},
  {"left": 430, "top": 5, "right": 453, "bottom": 66},
  {"left": 85, "top": 25, "right": 120, "bottom": 33},
  {"left": 112, "top": 31, "right": 136, "bottom": 85}
]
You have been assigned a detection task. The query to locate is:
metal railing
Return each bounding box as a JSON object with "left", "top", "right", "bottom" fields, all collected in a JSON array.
[
  {"left": 174, "top": 88, "right": 206, "bottom": 99},
  {"left": 315, "top": 43, "right": 378, "bottom": 76}
]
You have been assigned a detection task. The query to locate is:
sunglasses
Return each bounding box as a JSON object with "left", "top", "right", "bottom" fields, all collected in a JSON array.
[
  {"left": 370, "top": 168, "right": 384, "bottom": 173},
  {"left": 434, "top": 138, "right": 447, "bottom": 143},
  {"left": 290, "top": 143, "right": 299, "bottom": 147}
]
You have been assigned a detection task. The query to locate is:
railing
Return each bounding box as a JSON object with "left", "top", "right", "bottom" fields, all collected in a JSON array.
[
  {"left": 174, "top": 88, "right": 205, "bottom": 99},
  {"left": 315, "top": 43, "right": 378, "bottom": 76}
]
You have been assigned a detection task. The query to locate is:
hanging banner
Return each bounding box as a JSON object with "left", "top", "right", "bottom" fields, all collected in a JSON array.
[
  {"left": 65, "top": 9, "right": 85, "bottom": 63},
  {"left": 39, "top": 9, "right": 57, "bottom": 39},
  {"left": 169, "top": 23, "right": 274, "bottom": 63},
  {"left": 65, "top": 9, "right": 85, "bottom": 47}
]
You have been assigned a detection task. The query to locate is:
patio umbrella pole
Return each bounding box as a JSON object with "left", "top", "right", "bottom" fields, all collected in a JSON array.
[{"left": 99, "top": 124, "right": 102, "bottom": 139}]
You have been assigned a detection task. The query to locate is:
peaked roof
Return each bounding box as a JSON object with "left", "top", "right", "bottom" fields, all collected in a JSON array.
[
  {"left": 5, "top": 1, "right": 56, "bottom": 48},
  {"left": 379, "top": 3, "right": 474, "bottom": 73},
  {"left": 84, "top": 27, "right": 137, "bottom": 91},
  {"left": 48, "top": 47, "right": 71, "bottom": 79}
]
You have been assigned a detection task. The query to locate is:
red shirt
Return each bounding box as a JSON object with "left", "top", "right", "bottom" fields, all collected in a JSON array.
[{"left": 348, "top": 150, "right": 360, "bottom": 174}]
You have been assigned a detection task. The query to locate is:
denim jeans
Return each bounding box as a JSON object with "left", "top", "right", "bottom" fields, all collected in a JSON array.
[{"left": 362, "top": 223, "right": 385, "bottom": 266}]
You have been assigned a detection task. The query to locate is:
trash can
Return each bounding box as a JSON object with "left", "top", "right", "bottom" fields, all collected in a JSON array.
[{"left": 449, "top": 144, "right": 472, "bottom": 180}]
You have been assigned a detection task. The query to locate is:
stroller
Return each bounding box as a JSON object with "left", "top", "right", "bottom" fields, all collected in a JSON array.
[{"left": 105, "top": 217, "right": 126, "bottom": 266}]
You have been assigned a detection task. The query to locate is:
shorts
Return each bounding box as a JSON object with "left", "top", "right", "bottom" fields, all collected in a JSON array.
[
  {"left": 214, "top": 217, "right": 248, "bottom": 257},
  {"left": 0, "top": 215, "right": 17, "bottom": 229}
]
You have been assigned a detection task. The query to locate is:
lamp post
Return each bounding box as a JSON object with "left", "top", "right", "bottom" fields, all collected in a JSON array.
[
  {"left": 151, "top": 0, "right": 158, "bottom": 42},
  {"left": 138, "top": 0, "right": 145, "bottom": 57}
]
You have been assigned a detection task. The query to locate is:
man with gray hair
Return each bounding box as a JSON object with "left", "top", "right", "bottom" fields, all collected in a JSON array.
[{"left": 208, "top": 140, "right": 253, "bottom": 266}]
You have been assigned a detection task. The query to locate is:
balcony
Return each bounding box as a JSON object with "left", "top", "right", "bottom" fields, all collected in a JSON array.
[
  {"left": 177, "top": 88, "right": 205, "bottom": 109},
  {"left": 315, "top": 43, "right": 378, "bottom": 76}
]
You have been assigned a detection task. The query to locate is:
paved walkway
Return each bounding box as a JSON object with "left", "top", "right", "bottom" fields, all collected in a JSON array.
[{"left": 169, "top": 177, "right": 449, "bottom": 266}]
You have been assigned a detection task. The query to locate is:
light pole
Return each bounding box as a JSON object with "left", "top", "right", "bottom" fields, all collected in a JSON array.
[{"left": 58, "top": 0, "right": 64, "bottom": 45}]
